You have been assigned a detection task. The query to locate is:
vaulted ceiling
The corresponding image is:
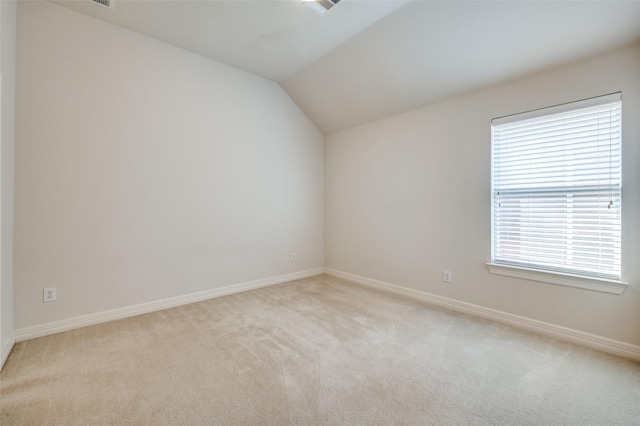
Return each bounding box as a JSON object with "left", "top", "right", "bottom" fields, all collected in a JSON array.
[{"left": 52, "top": 0, "right": 640, "bottom": 134}]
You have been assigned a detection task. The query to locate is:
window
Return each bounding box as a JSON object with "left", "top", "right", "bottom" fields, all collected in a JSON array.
[{"left": 488, "top": 93, "right": 626, "bottom": 294}]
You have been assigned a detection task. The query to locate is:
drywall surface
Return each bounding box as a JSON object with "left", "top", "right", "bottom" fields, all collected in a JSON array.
[
  {"left": 325, "top": 44, "right": 640, "bottom": 346},
  {"left": 0, "top": 0, "right": 16, "bottom": 365},
  {"left": 14, "top": 1, "right": 324, "bottom": 329}
]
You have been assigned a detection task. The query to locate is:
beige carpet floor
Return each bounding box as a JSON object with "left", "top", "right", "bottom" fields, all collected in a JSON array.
[{"left": 1, "top": 274, "right": 639, "bottom": 425}]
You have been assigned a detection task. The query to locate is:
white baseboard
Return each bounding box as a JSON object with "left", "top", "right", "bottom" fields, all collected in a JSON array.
[
  {"left": 324, "top": 268, "right": 640, "bottom": 362},
  {"left": 1, "top": 334, "right": 15, "bottom": 371},
  {"left": 14, "top": 268, "right": 324, "bottom": 343}
]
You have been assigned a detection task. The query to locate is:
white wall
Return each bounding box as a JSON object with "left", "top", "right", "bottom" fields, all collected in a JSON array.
[
  {"left": 0, "top": 0, "right": 16, "bottom": 368},
  {"left": 14, "top": 1, "right": 324, "bottom": 330},
  {"left": 325, "top": 44, "right": 640, "bottom": 346}
]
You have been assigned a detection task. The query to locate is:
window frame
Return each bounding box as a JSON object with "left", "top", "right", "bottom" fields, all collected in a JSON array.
[{"left": 487, "top": 93, "right": 627, "bottom": 294}]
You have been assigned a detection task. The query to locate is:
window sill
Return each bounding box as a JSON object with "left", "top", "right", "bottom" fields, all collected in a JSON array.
[{"left": 486, "top": 263, "right": 628, "bottom": 295}]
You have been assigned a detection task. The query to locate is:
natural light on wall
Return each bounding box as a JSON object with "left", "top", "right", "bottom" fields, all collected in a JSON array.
[{"left": 488, "top": 93, "right": 626, "bottom": 294}]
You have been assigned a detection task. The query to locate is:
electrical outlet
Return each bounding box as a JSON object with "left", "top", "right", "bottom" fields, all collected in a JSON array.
[
  {"left": 443, "top": 270, "right": 452, "bottom": 283},
  {"left": 44, "top": 287, "right": 56, "bottom": 302},
  {"left": 291, "top": 253, "right": 297, "bottom": 262}
]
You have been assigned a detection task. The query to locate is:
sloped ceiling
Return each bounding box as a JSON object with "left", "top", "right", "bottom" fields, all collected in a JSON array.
[
  {"left": 282, "top": 1, "right": 640, "bottom": 133},
  {"left": 51, "top": 0, "right": 640, "bottom": 134},
  {"left": 51, "top": 0, "right": 408, "bottom": 82}
]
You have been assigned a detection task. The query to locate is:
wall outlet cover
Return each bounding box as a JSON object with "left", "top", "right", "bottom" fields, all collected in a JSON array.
[{"left": 44, "top": 287, "right": 57, "bottom": 302}]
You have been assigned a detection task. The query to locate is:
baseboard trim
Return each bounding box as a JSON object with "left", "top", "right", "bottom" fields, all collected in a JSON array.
[
  {"left": 1, "top": 334, "right": 16, "bottom": 371},
  {"left": 323, "top": 267, "right": 640, "bottom": 361},
  {"left": 15, "top": 268, "right": 324, "bottom": 343}
]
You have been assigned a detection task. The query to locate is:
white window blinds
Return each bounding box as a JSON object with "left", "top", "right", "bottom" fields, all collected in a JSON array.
[{"left": 491, "top": 93, "right": 622, "bottom": 281}]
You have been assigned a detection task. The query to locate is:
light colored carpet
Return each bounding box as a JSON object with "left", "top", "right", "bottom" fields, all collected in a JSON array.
[{"left": 1, "top": 274, "right": 639, "bottom": 425}]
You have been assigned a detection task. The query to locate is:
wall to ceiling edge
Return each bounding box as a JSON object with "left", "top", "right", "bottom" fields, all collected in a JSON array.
[{"left": 325, "top": 43, "right": 640, "bottom": 348}]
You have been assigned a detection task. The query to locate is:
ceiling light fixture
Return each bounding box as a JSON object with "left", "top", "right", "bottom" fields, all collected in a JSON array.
[{"left": 303, "top": 0, "right": 341, "bottom": 16}]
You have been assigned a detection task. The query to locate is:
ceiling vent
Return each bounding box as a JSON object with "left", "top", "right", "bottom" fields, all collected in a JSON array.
[
  {"left": 303, "top": 0, "right": 341, "bottom": 15},
  {"left": 89, "top": 0, "right": 115, "bottom": 10}
]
